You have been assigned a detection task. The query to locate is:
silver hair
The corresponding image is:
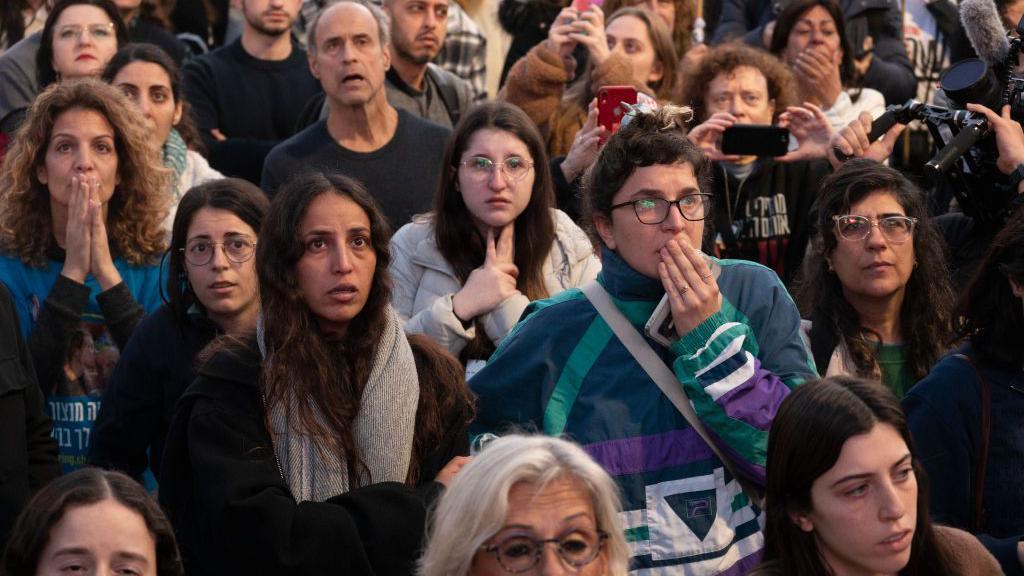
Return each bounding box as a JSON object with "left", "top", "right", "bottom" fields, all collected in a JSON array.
[
  {"left": 417, "top": 434, "right": 630, "bottom": 576},
  {"left": 306, "top": 0, "right": 391, "bottom": 54}
]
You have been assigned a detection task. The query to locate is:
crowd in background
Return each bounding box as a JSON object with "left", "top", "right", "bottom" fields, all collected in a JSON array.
[{"left": 0, "top": 0, "right": 1023, "bottom": 573}]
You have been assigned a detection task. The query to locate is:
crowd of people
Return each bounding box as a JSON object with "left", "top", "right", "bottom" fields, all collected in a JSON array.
[{"left": 0, "top": 0, "right": 1023, "bottom": 574}]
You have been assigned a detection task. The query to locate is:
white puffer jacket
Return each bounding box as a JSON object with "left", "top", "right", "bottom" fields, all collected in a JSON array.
[{"left": 389, "top": 209, "right": 600, "bottom": 357}]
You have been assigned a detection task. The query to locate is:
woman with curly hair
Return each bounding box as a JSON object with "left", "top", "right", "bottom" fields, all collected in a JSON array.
[
  {"left": 798, "top": 159, "right": 954, "bottom": 397},
  {"left": 0, "top": 77, "right": 168, "bottom": 403}
]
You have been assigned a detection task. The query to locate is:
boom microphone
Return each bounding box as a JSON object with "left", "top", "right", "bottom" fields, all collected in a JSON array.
[{"left": 961, "top": 0, "right": 1011, "bottom": 65}]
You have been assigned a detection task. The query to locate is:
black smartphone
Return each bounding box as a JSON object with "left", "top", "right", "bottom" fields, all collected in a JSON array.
[{"left": 721, "top": 125, "right": 790, "bottom": 157}]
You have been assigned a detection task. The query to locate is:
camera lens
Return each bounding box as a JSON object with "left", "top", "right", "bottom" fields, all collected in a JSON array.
[{"left": 940, "top": 58, "right": 1003, "bottom": 110}]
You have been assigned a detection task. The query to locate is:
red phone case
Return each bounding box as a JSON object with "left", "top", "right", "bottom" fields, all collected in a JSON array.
[
  {"left": 597, "top": 86, "right": 638, "bottom": 140},
  {"left": 572, "top": 0, "right": 590, "bottom": 11}
]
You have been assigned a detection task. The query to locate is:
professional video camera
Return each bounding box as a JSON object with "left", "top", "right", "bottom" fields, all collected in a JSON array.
[{"left": 844, "top": 0, "right": 1024, "bottom": 226}]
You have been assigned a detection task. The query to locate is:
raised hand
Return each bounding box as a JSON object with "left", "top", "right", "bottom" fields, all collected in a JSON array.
[
  {"left": 452, "top": 225, "right": 521, "bottom": 322},
  {"left": 61, "top": 176, "right": 93, "bottom": 284},
  {"left": 686, "top": 112, "right": 743, "bottom": 163},
  {"left": 658, "top": 234, "right": 722, "bottom": 339},
  {"left": 827, "top": 110, "right": 905, "bottom": 169},
  {"left": 87, "top": 180, "right": 122, "bottom": 290},
  {"left": 548, "top": 7, "right": 581, "bottom": 74},
  {"left": 562, "top": 100, "right": 607, "bottom": 181},
  {"left": 966, "top": 103, "right": 1024, "bottom": 176},
  {"left": 778, "top": 102, "right": 834, "bottom": 162},
  {"left": 568, "top": 5, "right": 610, "bottom": 67}
]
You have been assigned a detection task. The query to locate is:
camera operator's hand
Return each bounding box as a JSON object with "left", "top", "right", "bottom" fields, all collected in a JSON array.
[
  {"left": 778, "top": 102, "right": 834, "bottom": 162},
  {"left": 827, "top": 111, "right": 905, "bottom": 170},
  {"left": 966, "top": 103, "right": 1024, "bottom": 181}
]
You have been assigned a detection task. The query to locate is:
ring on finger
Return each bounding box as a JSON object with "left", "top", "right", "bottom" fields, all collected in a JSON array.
[{"left": 679, "top": 286, "right": 689, "bottom": 296}]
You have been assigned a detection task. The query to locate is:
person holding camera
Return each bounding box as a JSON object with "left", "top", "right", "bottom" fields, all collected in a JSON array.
[{"left": 675, "top": 42, "right": 833, "bottom": 287}]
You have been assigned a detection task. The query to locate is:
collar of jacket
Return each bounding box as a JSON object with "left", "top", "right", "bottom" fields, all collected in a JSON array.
[{"left": 596, "top": 245, "right": 664, "bottom": 302}]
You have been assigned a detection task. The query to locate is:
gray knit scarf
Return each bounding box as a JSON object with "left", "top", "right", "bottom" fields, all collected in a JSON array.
[{"left": 257, "top": 307, "right": 419, "bottom": 502}]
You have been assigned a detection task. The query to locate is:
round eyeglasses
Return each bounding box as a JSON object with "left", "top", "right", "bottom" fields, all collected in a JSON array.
[
  {"left": 610, "top": 194, "right": 714, "bottom": 224},
  {"left": 832, "top": 215, "right": 918, "bottom": 244},
  {"left": 180, "top": 237, "right": 257, "bottom": 266},
  {"left": 459, "top": 156, "right": 534, "bottom": 183},
  {"left": 481, "top": 529, "right": 608, "bottom": 574}
]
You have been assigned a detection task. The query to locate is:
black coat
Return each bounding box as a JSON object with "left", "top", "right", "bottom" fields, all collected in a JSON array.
[
  {"left": 0, "top": 281, "right": 60, "bottom": 544},
  {"left": 158, "top": 338, "right": 454, "bottom": 576}
]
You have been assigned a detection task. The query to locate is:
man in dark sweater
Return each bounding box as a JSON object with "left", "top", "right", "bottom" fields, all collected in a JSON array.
[
  {"left": 261, "top": 0, "right": 450, "bottom": 229},
  {"left": 183, "top": 0, "right": 321, "bottom": 183}
]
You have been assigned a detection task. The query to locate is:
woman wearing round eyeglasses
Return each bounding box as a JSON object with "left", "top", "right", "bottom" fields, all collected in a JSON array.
[
  {"left": 798, "top": 159, "right": 954, "bottom": 398},
  {"left": 419, "top": 434, "right": 630, "bottom": 576},
  {"left": 390, "top": 101, "right": 600, "bottom": 369},
  {"left": 91, "top": 178, "right": 266, "bottom": 482}
]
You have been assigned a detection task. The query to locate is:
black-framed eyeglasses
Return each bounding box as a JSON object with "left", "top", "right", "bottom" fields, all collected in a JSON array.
[
  {"left": 179, "top": 237, "right": 257, "bottom": 266},
  {"left": 610, "top": 194, "right": 714, "bottom": 224},
  {"left": 481, "top": 529, "right": 608, "bottom": 574},
  {"left": 832, "top": 215, "right": 918, "bottom": 244}
]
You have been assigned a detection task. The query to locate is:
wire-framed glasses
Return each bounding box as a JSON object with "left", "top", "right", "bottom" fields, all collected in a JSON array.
[
  {"left": 832, "top": 215, "right": 918, "bottom": 243},
  {"left": 610, "top": 194, "right": 714, "bottom": 224},
  {"left": 459, "top": 156, "right": 534, "bottom": 183},
  {"left": 480, "top": 529, "right": 608, "bottom": 574},
  {"left": 55, "top": 23, "right": 115, "bottom": 42},
  {"left": 180, "top": 236, "right": 257, "bottom": 266}
]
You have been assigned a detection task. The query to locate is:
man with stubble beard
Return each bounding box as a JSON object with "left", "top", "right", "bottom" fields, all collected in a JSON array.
[
  {"left": 182, "top": 0, "right": 322, "bottom": 183},
  {"left": 382, "top": 0, "right": 473, "bottom": 127},
  {"left": 260, "top": 0, "right": 450, "bottom": 228}
]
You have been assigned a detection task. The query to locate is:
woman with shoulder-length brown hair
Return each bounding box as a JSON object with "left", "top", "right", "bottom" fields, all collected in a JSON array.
[
  {"left": 0, "top": 77, "right": 168, "bottom": 401},
  {"left": 158, "top": 171, "right": 470, "bottom": 576}
]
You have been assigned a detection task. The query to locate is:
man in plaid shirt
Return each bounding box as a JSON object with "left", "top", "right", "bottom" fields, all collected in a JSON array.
[{"left": 436, "top": 1, "right": 487, "bottom": 101}]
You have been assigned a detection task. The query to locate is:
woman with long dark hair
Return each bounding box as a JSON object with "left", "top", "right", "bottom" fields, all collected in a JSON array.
[
  {"left": 768, "top": 0, "right": 884, "bottom": 130},
  {"left": 390, "top": 101, "right": 598, "bottom": 367},
  {"left": 903, "top": 210, "right": 1024, "bottom": 575},
  {"left": 158, "top": 171, "right": 469, "bottom": 576},
  {"left": 798, "top": 159, "right": 954, "bottom": 397},
  {"left": 0, "top": 0, "right": 50, "bottom": 54},
  {"left": 91, "top": 178, "right": 265, "bottom": 482},
  {"left": 753, "top": 376, "right": 1002, "bottom": 576},
  {"left": 103, "top": 43, "right": 221, "bottom": 227}
]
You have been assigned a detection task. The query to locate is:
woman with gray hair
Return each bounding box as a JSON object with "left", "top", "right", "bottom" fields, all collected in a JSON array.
[{"left": 419, "top": 434, "right": 630, "bottom": 576}]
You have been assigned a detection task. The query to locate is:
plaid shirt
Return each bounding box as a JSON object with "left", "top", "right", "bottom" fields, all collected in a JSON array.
[{"left": 436, "top": 2, "right": 487, "bottom": 101}]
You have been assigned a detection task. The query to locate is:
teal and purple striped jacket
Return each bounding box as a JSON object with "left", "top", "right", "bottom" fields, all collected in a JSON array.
[{"left": 470, "top": 248, "right": 816, "bottom": 575}]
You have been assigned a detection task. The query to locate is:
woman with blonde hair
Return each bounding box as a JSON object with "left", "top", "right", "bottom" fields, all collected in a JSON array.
[
  {"left": 419, "top": 434, "right": 630, "bottom": 576},
  {"left": 0, "top": 77, "right": 167, "bottom": 403}
]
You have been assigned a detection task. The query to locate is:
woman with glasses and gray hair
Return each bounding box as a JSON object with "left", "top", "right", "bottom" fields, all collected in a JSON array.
[
  {"left": 468, "top": 105, "right": 815, "bottom": 573},
  {"left": 389, "top": 101, "right": 599, "bottom": 372},
  {"left": 419, "top": 434, "right": 630, "bottom": 576},
  {"left": 90, "top": 178, "right": 267, "bottom": 482},
  {"left": 798, "top": 158, "right": 954, "bottom": 398}
]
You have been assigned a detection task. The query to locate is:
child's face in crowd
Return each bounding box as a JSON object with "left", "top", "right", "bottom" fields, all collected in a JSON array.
[
  {"left": 827, "top": 191, "right": 916, "bottom": 306},
  {"left": 35, "top": 498, "right": 158, "bottom": 576},
  {"left": 308, "top": 2, "right": 392, "bottom": 108},
  {"left": 37, "top": 108, "right": 119, "bottom": 206},
  {"left": 595, "top": 162, "right": 704, "bottom": 279},
  {"left": 50, "top": 4, "right": 118, "bottom": 81},
  {"left": 184, "top": 207, "right": 260, "bottom": 331},
  {"left": 113, "top": 61, "right": 183, "bottom": 147},
  {"left": 791, "top": 423, "right": 917, "bottom": 576},
  {"left": 470, "top": 476, "right": 608, "bottom": 576},
  {"left": 457, "top": 128, "right": 535, "bottom": 234},
  {"left": 294, "top": 193, "right": 377, "bottom": 338},
  {"left": 605, "top": 14, "right": 664, "bottom": 88},
  {"left": 782, "top": 6, "right": 843, "bottom": 71},
  {"left": 704, "top": 65, "right": 775, "bottom": 125}
]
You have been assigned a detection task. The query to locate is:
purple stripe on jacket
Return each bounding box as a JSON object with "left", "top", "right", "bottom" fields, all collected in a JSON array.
[
  {"left": 581, "top": 428, "right": 716, "bottom": 476},
  {"left": 715, "top": 356, "right": 791, "bottom": 432}
]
